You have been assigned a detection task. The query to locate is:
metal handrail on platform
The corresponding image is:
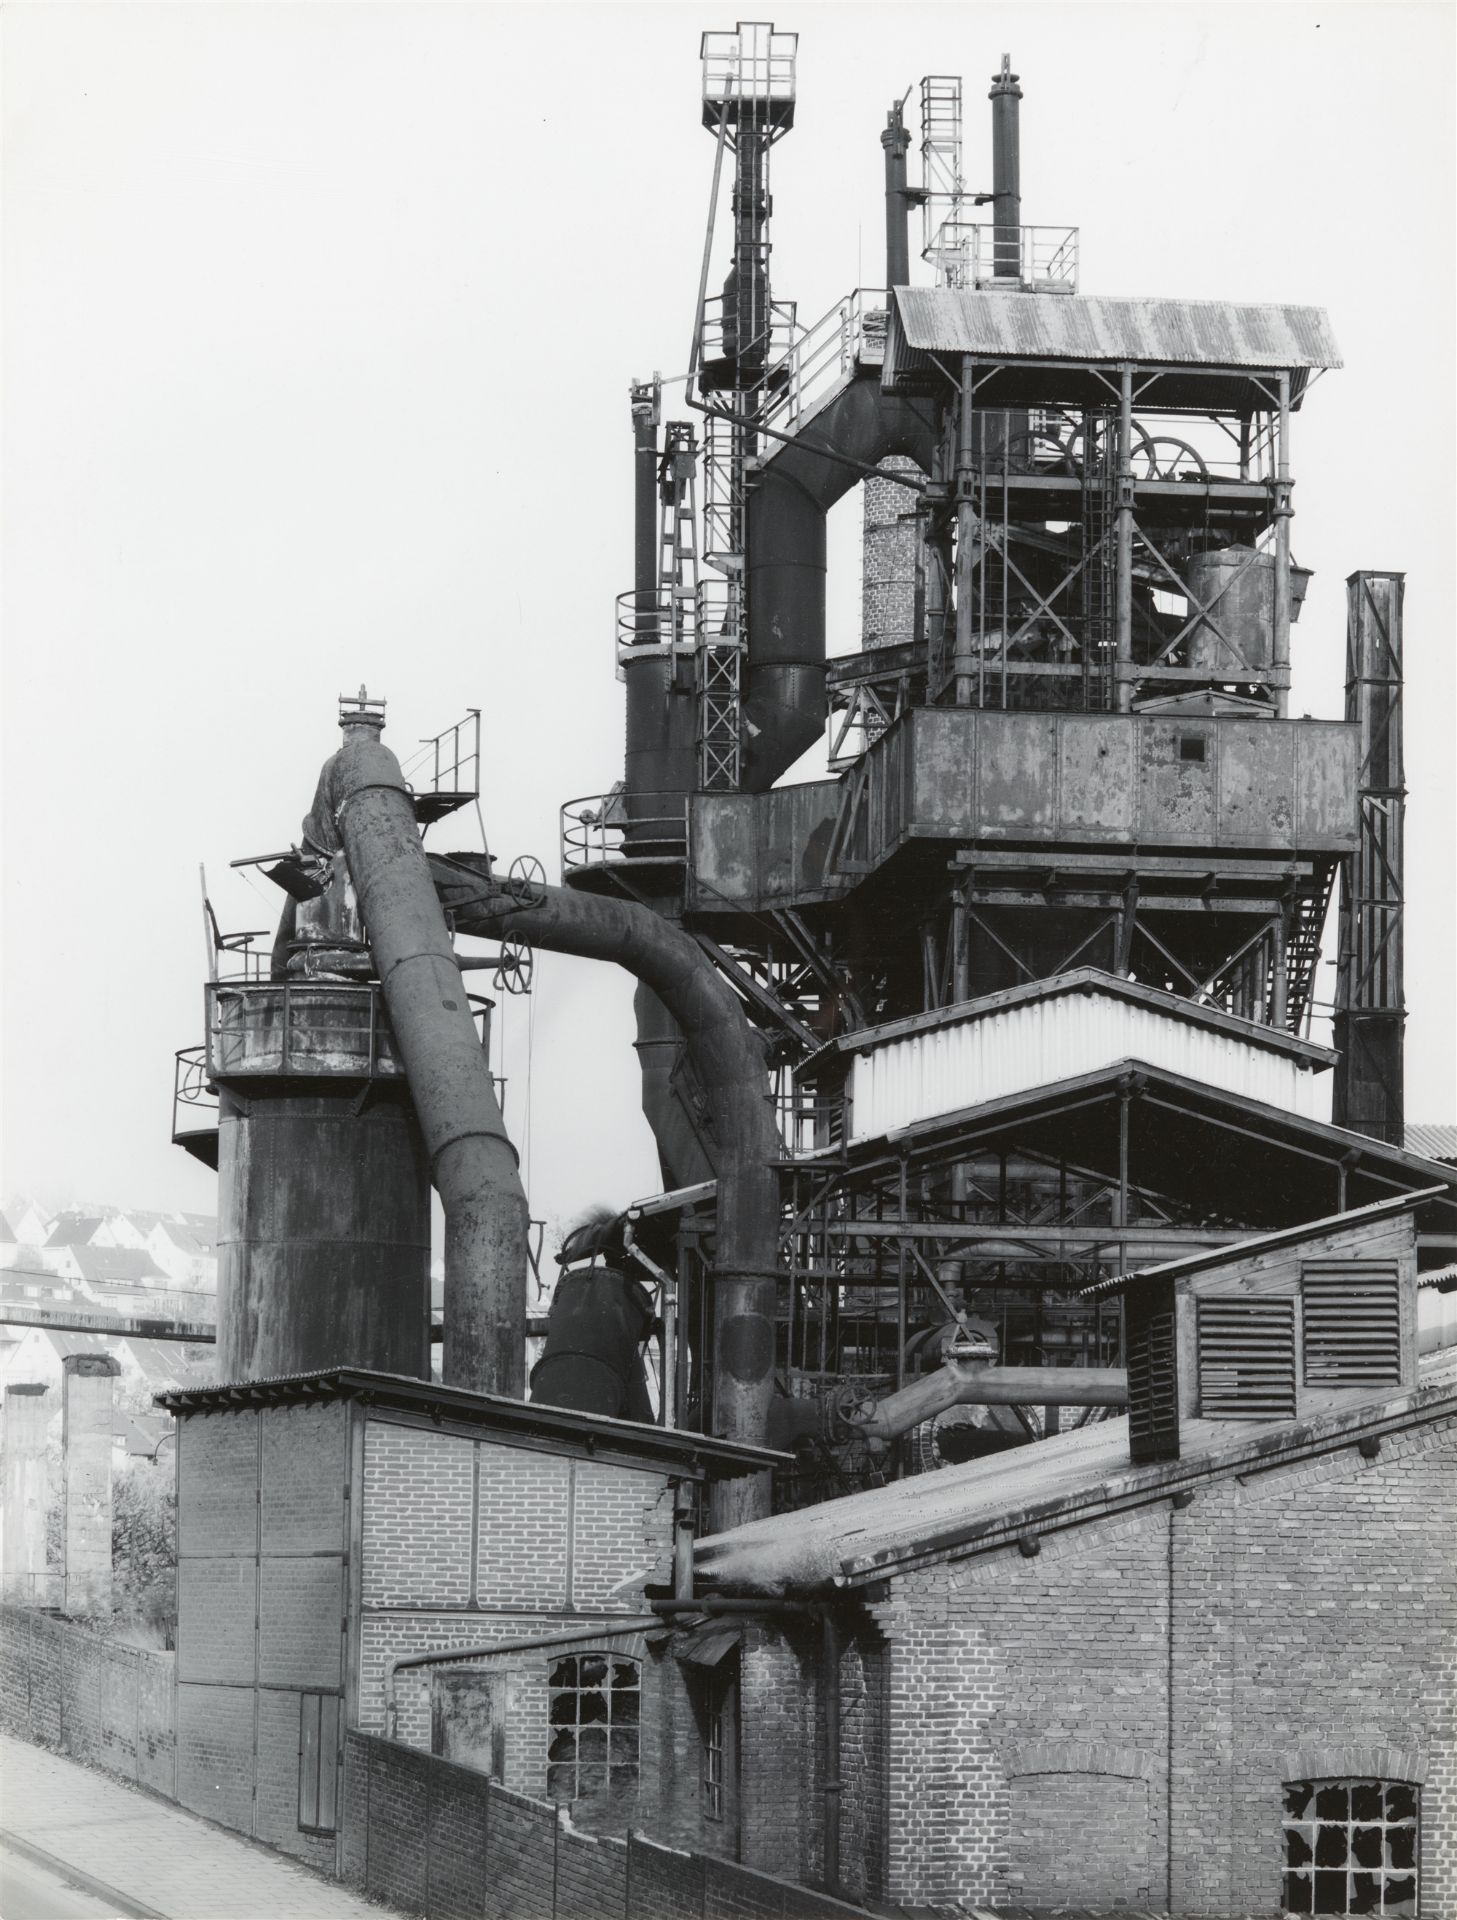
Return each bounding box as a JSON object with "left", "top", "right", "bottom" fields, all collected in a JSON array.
[
  {"left": 560, "top": 790, "right": 690, "bottom": 876},
  {"left": 927, "top": 223, "right": 1079, "bottom": 293},
  {"left": 762, "top": 287, "right": 887, "bottom": 434}
]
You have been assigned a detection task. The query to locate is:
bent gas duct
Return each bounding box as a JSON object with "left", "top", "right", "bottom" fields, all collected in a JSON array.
[
  {"left": 432, "top": 859, "right": 781, "bottom": 1531},
  {"left": 740, "top": 375, "right": 936, "bottom": 790},
  {"left": 626, "top": 373, "right": 936, "bottom": 1192},
  {"left": 298, "top": 708, "right": 531, "bottom": 1399}
]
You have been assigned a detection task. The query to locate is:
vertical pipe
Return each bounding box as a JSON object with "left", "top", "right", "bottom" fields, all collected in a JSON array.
[
  {"left": 1115, "top": 366, "right": 1135, "bottom": 711},
  {"left": 631, "top": 380, "right": 660, "bottom": 646},
  {"left": 822, "top": 1610, "right": 842, "bottom": 1897},
  {"left": 881, "top": 101, "right": 911, "bottom": 288},
  {"left": 1272, "top": 371, "right": 1292, "bottom": 718},
  {"left": 989, "top": 56, "right": 1022, "bottom": 282},
  {"left": 954, "top": 356, "right": 977, "bottom": 705}
]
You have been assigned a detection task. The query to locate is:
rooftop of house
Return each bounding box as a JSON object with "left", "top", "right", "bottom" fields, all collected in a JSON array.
[
  {"left": 155, "top": 1367, "right": 790, "bottom": 1482},
  {"left": 71, "top": 1247, "right": 166, "bottom": 1287},
  {"left": 43, "top": 1213, "right": 106, "bottom": 1249},
  {"left": 695, "top": 1345, "right": 1457, "bottom": 1597}
]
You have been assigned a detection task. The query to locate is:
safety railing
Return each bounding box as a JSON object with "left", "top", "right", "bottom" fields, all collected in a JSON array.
[
  {"left": 560, "top": 789, "right": 690, "bottom": 877},
  {"left": 777, "top": 1088, "right": 845, "bottom": 1157},
  {"left": 697, "top": 292, "right": 799, "bottom": 385},
  {"left": 927, "top": 222, "right": 1079, "bottom": 294},
  {"left": 701, "top": 22, "right": 797, "bottom": 115},
  {"left": 400, "top": 709, "right": 481, "bottom": 811},
  {"left": 172, "top": 1046, "right": 219, "bottom": 1145},
  {"left": 214, "top": 929, "right": 271, "bottom": 982},
  {"left": 762, "top": 287, "right": 887, "bottom": 434},
  {"left": 614, "top": 587, "right": 698, "bottom": 673}
]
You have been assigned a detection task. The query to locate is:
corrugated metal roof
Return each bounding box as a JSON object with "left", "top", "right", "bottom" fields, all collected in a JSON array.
[
  {"left": 695, "top": 1356, "right": 1457, "bottom": 1594},
  {"left": 1406, "top": 1124, "right": 1457, "bottom": 1165},
  {"left": 1081, "top": 1188, "right": 1446, "bottom": 1298},
  {"left": 891, "top": 289, "right": 1341, "bottom": 370}
]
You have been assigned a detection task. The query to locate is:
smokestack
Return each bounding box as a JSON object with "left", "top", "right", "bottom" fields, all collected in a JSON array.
[
  {"left": 2, "top": 1384, "right": 51, "bottom": 1606},
  {"left": 989, "top": 55, "right": 1022, "bottom": 281},
  {"left": 881, "top": 99, "right": 911, "bottom": 288},
  {"left": 63, "top": 1354, "right": 119, "bottom": 1619}
]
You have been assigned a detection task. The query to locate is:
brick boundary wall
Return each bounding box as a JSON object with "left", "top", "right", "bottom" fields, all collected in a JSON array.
[
  {"left": 0, "top": 1603, "right": 175, "bottom": 1797},
  {"left": 342, "top": 1730, "right": 876, "bottom": 1920}
]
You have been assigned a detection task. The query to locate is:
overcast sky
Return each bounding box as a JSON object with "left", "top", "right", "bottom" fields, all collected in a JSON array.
[{"left": 3, "top": 1, "right": 1453, "bottom": 1241}]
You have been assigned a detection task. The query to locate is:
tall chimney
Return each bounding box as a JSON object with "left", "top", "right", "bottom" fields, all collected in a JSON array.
[
  {"left": 2, "top": 1384, "right": 51, "bottom": 1606},
  {"left": 882, "top": 99, "right": 912, "bottom": 288},
  {"left": 63, "top": 1354, "right": 119, "bottom": 1619},
  {"left": 989, "top": 55, "right": 1022, "bottom": 281}
]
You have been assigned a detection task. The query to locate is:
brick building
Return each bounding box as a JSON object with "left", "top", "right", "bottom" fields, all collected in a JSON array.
[
  {"left": 157, "top": 1367, "right": 779, "bottom": 1872},
  {"left": 675, "top": 1198, "right": 1457, "bottom": 1916}
]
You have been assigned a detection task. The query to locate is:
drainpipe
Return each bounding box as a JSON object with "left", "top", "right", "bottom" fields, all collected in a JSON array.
[
  {"left": 301, "top": 708, "right": 529, "bottom": 1396},
  {"left": 822, "top": 1609, "right": 842, "bottom": 1898},
  {"left": 434, "top": 860, "right": 781, "bottom": 1531}
]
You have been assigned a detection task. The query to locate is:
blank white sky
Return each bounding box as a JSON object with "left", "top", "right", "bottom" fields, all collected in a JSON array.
[{"left": 3, "top": 1, "right": 1453, "bottom": 1241}]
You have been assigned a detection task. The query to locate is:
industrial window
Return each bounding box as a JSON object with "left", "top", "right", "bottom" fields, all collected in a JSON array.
[
  {"left": 1178, "top": 733, "right": 1207, "bottom": 763},
  {"left": 298, "top": 1692, "right": 341, "bottom": 1834},
  {"left": 703, "top": 1688, "right": 726, "bottom": 1821},
  {"left": 1197, "top": 1297, "right": 1296, "bottom": 1419},
  {"left": 1282, "top": 1778, "right": 1417, "bottom": 1915},
  {"left": 1302, "top": 1265, "right": 1402, "bottom": 1388},
  {"left": 546, "top": 1653, "right": 640, "bottom": 1802}
]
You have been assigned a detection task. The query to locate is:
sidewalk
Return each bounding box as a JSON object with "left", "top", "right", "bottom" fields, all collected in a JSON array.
[{"left": 0, "top": 1733, "right": 393, "bottom": 1919}]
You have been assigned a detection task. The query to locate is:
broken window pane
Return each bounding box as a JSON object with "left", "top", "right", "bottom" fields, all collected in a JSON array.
[
  {"left": 1282, "top": 1777, "right": 1419, "bottom": 1918},
  {"left": 546, "top": 1651, "right": 642, "bottom": 1805}
]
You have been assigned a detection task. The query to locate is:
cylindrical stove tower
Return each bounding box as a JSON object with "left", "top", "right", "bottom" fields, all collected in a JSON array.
[{"left": 211, "top": 980, "right": 432, "bottom": 1380}]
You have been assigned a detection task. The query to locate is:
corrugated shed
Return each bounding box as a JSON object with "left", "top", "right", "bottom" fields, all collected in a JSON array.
[
  {"left": 890, "top": 288, "right": 1341, "bottom": 369},
  {"left": 1405, "top": 1124, "right": 1457, "bottom": 1165},
  {"left": 845, "top": 978, "right": 1331, "bottom": 1143}
]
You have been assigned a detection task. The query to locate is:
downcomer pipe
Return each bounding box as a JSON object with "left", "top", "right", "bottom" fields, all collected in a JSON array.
[
  {"left": 743, "top": 376, "right": 936, "bottom": 789},
  {"left": 433, "top": 859, "right": 780, "bottom": 1531},
  {"left": 302, "top": 708, "right": 529, "bottom": 1396}
]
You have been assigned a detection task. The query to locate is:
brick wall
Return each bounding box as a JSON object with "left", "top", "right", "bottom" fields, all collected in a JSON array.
[
  {"left": 341, "top": 1730, "right": 873, "bottom": 1920},
  {"left": 861, "top": 460, "right": 923, "bottom": 650},
  {"left": 0, "top": 1604, "right": 175, "bottom": 1796},
  {"left": 809, "top": 1410, "right": 1457, "bottom": 1914}
]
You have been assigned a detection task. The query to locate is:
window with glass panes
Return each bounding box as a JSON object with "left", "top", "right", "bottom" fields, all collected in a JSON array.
[
  {"left": 546, "top": 1653, "right": 640, "bottom": 1801},
  {"left": 703, "top": 1690, "right": 725, "bottom": 1820},
  {"left": 1282, "top": 1778, "right": 1418, "bottom": 1916}
]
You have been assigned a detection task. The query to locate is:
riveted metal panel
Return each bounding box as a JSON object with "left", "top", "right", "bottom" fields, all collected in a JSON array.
[
  {"left": 913, "top": 708, "right": 978, "bottom": 832},
  {"left": 1295, "top": 723, "right": 1361, "bottom": 849},
  {"left": 977, "top": 712, "right": 1058, "bottom": 836},
  {"left": 1059, "top": 718, "right": 1136, "bottom": 838},
  {"left": 691, "top": 794, "right": 760, "bottom": 901},
  {"left": 1136, "top": 720, "right": 1217, "bottom": 845},
  {"left": 1218, "top": 720, "right": 1296, "bottom": 846}
]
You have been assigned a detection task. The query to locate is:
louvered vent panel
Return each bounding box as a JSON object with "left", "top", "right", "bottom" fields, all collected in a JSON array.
[
  {"left": 1303, "top": 1263, "right": 1401, "bottom": 1387},
  {"left": 1197, "top": 1298, "right": 1295, "bottom": 1419},
  {"left": 1127, "top": 1301, "right": 1180, "bottom": 1464}
]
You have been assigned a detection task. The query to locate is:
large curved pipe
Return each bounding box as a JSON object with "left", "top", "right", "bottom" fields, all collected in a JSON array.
[
  {"left": 302, "top": 711, "right": 529, "bottom": 1396},
  {"left": 842, "top": 1354, "right": 1127, "bottom": 1446},
  {"left": 743, "top": 375, "right": 936, "bottom": 789},
  {"left": 432, "top": 859, "right": 779, "bottom": 1531}
]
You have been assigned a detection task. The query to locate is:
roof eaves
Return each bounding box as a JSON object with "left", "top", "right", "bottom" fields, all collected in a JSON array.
[
  {"left": 154, "top": 1367, "right": 789, "bottom": 1479},
  {"left": 834, "top": 1373, "right": 1457, "bottom": 1587},
  {"left": 1080, "top": 1185, "right": 1448, "bottom": 1298}
]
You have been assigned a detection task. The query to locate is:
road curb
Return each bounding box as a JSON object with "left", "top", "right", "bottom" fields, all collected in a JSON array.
[{"left": 0, "top": 1826, "right": 170, "bottom": 1920}]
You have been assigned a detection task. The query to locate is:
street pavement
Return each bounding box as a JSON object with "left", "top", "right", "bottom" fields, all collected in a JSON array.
[{"left": 0, "top": 1735, "right": 393, "bottom": 1920}]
